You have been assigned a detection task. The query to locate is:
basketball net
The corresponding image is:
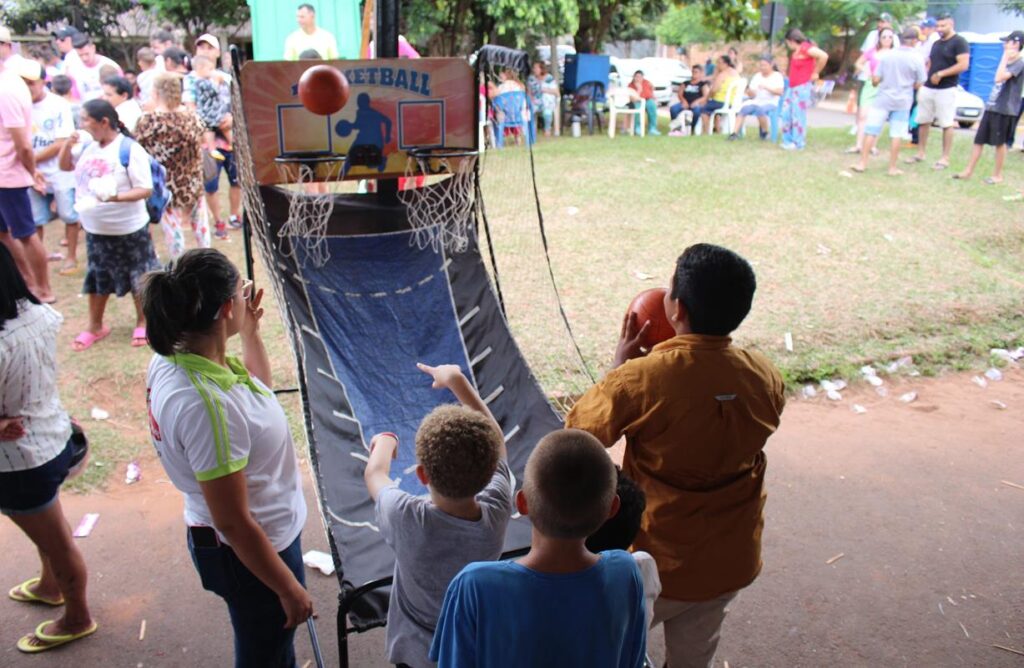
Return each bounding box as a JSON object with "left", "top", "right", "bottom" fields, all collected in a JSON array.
[
  {"left": 273, "top": 161, "right": 343, "bottom": 267},
  {"left": 398, "top": 151, "right": 478, "bottom": 254}
]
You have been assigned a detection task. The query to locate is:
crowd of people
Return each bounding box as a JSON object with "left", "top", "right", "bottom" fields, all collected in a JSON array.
[{"left": 0, "top": 24, "right": 245, "bottom": 354}]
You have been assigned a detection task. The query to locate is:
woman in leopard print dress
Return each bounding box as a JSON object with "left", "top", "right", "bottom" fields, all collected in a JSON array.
[{"left": 134, "top": 73, "right": 210, "bottom": 259}]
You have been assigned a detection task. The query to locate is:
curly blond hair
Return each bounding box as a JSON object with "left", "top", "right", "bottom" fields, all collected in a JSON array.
[
  {"left": 153, "top": 72, "right": 183, "bottom": 108},
  {"left": 415, "top": 405, "right": 502, "bottom": 499},
  {"left": 523, "top": 429, "right": 616, "bottom": 539}
]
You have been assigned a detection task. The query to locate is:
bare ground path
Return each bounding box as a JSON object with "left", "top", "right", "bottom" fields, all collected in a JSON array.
[{"left": 1, "top": 370, "right": 1022, "bottom": 667}]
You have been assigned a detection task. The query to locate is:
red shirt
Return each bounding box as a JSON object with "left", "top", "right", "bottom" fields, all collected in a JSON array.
[
  {"left": 788, "top": 41, "right": 817, "bottom": 87},
  {"left": 628, "top": 78, "right": 654, "bottom": 100}
]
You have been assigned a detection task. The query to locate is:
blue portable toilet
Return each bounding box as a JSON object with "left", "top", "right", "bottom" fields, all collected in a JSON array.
[{"left": 961, "top": 34, "right": 1004, "bottom": 102}]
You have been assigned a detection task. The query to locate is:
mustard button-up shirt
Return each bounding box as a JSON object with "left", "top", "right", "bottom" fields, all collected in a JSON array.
[{"left": 566, "top": 334, "right": 785, "bottom": 601}]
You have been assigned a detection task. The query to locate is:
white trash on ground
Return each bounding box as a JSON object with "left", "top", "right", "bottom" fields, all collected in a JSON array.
[{"left": 303, "top": 550, "right": 336, "bottom": 575}]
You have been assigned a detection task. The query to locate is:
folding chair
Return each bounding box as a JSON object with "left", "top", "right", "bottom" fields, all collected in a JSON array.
[{"left": 493, "top": 90, "right": 535, "bottom": 148}]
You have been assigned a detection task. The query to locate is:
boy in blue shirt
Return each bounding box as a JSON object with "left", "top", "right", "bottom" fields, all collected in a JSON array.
[
  {"left": 364, "top": 363, "right": 513, "bottom": 668},
  {"left": 429, "top": 429, "right": 647, "bottom": 668}
]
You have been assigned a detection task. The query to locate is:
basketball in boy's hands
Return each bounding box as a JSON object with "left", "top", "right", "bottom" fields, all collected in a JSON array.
[
  {"left": 298, "top": 65, "right": 350, "bottom": 116},
  {"left": 626, "top": 288, "right": 676, "bottom": 349}
]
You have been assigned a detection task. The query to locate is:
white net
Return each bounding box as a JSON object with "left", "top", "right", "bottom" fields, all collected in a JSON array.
[
  {"left": 273, "top": 159, "right": 344, "bottom": 267},
  {"left": 399, "top": 150, "right": 478, "bottom": 254}
]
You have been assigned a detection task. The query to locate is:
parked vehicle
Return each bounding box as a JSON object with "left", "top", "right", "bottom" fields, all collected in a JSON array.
[
  {"left": 610, "top": 56, "right": 691, "bottom": 106},
  {"left": 953, "top": 86, "right": 984, "bottom": 129}
]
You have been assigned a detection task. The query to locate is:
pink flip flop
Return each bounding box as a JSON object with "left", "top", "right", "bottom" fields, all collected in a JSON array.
[
  {"left": 71, "top": 327, "right": 111, "bottom": 352},
  {"left": 130, "top": 326, "right": 148, "bottom": 348}
]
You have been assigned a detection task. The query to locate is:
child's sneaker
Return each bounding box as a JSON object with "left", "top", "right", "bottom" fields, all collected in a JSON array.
[
  {"left": 209, "top": 148, "right": 226, "bottom": 162},
  {"left": 228, "top": 215, "right": 243, "bottom": 230},
  {"left": 214, "top": 221, "right": 230, "bottom": 240}
]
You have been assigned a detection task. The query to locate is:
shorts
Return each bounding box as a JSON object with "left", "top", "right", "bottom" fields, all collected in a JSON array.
[
  {"left": 28, "top": 187, "right": 78, "bottom": 226},
  {"left": 974, "top": 111, "right": 1016, "bottom": 147},
  {"left": 703, "top": 100, "right": 725, "bottom": 114},
  {"left": 203, "top": 148, "right": 238, "bottom": 194},
  {"left": 0, "top": 187, "right": 36, "bottom": 239},
  {"left": 739, "top": 102, "right": 776, "bottom": 117},
  {"left": 916, "top": 86, "right": 956, "bottom": 128},
  {"left": 0, "top": 441, "right": 73, "bottom": 515},
  {"left": 866, "top": 106, "right": 910, "bottom": 138}
]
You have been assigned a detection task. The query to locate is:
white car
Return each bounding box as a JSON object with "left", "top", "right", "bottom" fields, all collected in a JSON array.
[
  {"left": 953, "top": 86, "right": 984, "bottom": 128},
  {"left": 639, "top": 57, "right": 692, "bottom": 104},
  {"left": 609, "top": 57, "right": 685, "bottom": 106}
]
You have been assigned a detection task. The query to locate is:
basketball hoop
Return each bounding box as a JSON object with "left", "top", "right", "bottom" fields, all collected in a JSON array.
[
  {"left": 399, "top": 147, "right": 479, "bottom": 254},
  {"left": 274, "top": 152, "right": 347, "bottom": 267}
]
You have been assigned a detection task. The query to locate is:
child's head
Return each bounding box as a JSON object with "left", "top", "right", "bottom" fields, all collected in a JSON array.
[
  {"left": 520, "top": 429, "right": 617, "bottom": 540},
  {"left": 415, "top": 405, "right": 502, "bottom": 500},
  {"left": 585, "top": 468, "right": 645, "bottom": 553},
  {"left": 51, "top": 75, "right": 73, "bottom": 97},
  {"left": 192, "top": 54, "right": 214, "bottom": 77},
  {"left": 668, "top": 243, "right": 756, "bottom": 336}
]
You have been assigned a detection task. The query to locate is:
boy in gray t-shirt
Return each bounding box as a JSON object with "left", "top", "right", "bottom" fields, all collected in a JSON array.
[
  {"left": 955, "top": 31, "right": 1024, "bottom": 185},
  {"left": 364, "top": 363, "right": 513, "bottom": 668}
]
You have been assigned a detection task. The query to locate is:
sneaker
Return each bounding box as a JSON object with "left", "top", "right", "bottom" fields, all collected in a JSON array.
[
  {"left": 228, "top": 215, "right": 243, "bottom": 230},
  {"left": 781, "top": 142, "right": 797, "bottom": 151},
  {"left": 759, "top": 130, "right": 768, "bottom": 140},
  {"left": 214, "top": 222, "right": 229, "bottom": 241},
  {"left": 649, "top": 128, "right": 662, "bottom": 136},
  {"left": 727, "top": 133, "right": 739, "bottom": 141}
]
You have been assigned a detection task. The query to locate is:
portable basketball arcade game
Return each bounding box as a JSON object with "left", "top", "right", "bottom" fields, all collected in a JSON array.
[{"left": 231, "top": 5, "right": 592, "bottom": 664}]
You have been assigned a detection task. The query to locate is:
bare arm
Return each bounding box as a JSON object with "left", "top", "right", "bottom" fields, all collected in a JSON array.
[
  {"left": 809, "top": 46, "right": 829, "bottom": 80},
  {"left": 239, "top": 288, "right": 272, "bottom": 387},
  {"left": 9, "top": 126, "right": 38, "bottom": 176},
  {"left": 199, "top": 472, "right": 313, "bottom": 628},
  {"left": 364, "top": 433, "right": 398, "bottom": 501},
  {"left": 417, "top": 363, "right": 506, "bottom": 460},
  {"left": 108, "top": 187, "right": 152, "bottom": 203},
  {"left": 58, "top": 132, "right": 78, "bottom": 171},
  {"left": 35, "top": 137, "right": 66, "bottom": 164}
]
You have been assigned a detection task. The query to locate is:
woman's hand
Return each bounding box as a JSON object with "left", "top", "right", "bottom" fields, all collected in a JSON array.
[
  {"left": 279, "top": 583, "right": 314, "bottom": 629},
  {"left": 239, "top": 286, "right": 265, "bottom": 339}
]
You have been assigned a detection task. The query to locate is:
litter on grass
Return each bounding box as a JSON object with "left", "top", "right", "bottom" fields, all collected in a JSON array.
[
  {"left": 73, "top": 513, "right": 99, "bottom": 538},
  {"left": 1001, "top": 480, "right": 1024, "bottom": 491},
  {"left": 139, "top": 619, "right": 146, "bottom": 641},
  {"left": 784, "top": 332, "right": 793, "bottom": 352},
  {"left": 125, "top": 460, "right": 141, "bottom": 485},
  {"left": 852, "top": 404, "right": 867, "bottom": 414},
  {"left": 90, "top": 407, "right": 109, "bottom": 420},
  {"left": 972, "top": 376, "right": 988, "bottom": 388},
  {"left": 984, "top": 368, "right": 1003, "bottom": 382},
  {"left": 802, "top": 385, "right": 817, "bottom": 399},
  {"left": 630, "top": 270, "right": 653, "bottom": 281},
  {"left": 826, "top": 390, "right": 842, "bottom": 401},
  {"left": 566, "top": 206, "right": 579, "bottom": 216},
  {"left": 302, "top": 550, "right": 336, "bottom": 575},
  {"left": 959, "top": 622, "right": 970, "bottom": 638},
  {"left": 994, "top": 644, "right": 1024, "bottom": 656},
  {"left": 899, "top": 392, "right": 918, "bottom": 403},
  {"left": 990, "top": 400, "right": 1008, "bottom": 410},
  {"left": 825, "top": 553, "right": 845, "bottom": 565}
]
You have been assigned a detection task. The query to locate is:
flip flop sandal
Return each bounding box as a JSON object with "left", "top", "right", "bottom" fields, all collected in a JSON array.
[
  {"left": 71, "top": 327, "right": 111, "bottom": 352},
  {"left": 904, "top": 156, "right": 924, "bottom": 164},
  {"left": 8, "top": 578, "right": 64, "bottom": 606},
  {"left": 16, "top": 620, "right": 98, "bottom": 654},
  {"left": 47, "top": 252, "right": 64, "bottom": 262},
  {"left": 932, "top": 162, "right": 949, "bottom": 170},
  {"left": 844, "top": 146, "right": 861, "bottom": 154},
  {"left": 984, "top": 177, "right": 1002, "bottom": 185},
  {"left": 952, "top": 174, "right": 968, "bottom": 180},
  {"left": 58, "top": 263, "right": 80, "bottom": 277},
  {"left": 849, "top": 165, "right": 866, "bottom": 173},
  {"left": 131, "top": 326, "right": 148, "bottom": 348}
]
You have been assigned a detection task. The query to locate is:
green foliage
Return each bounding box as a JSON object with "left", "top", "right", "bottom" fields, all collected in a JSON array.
[
  {"left": 656, "top": 4, "right": 721, "bottom": 46},
  {"left": 141, "top": 0, "right": 251, "bottom": 41},
  {"left": 1001, "top": 1, "right": 1024, "bottom": 15},
  {"left": 685, "top": 0, "right": 764, "bottom": 42},
  {"left": 782, "top": 0, "right": 925, "bottom": 47},
  {"left": 490, "top": 0, "right": 578, "bottom": 44},
  {"left": 0, "top": 0, "right": 136, "bottom": 62}
]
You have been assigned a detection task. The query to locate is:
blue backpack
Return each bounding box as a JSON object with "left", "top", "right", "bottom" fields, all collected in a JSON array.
[{"left": 118, "top": 137, "right": 171, "bottom": 224}]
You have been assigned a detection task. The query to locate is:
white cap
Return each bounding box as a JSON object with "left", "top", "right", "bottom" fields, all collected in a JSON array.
[
  {"left": 196, "top": 33, "right": 220, "bottom": 52},
  {"left": 9, "top": 55, "right": 41, "bottom": 81},
  {"left": 0, "top": 26, "right": 12, "bottom": 43}
]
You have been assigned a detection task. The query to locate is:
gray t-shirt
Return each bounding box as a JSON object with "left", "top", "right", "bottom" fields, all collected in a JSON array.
[
  {"left": 987, "top": 58, "right": 1024, "bottom": 116},
  {"left": 875, "top": 47, "right": 927, "bottom": 112},
  {"left": 376, "top": 459, "right": 514, "bottom": 668}
]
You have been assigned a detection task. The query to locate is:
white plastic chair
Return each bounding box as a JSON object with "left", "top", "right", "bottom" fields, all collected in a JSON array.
[
  {"left": 668, "top": 109, "right": 693, "bottom": 135},
  {"left": 607, "top": 88, "right": 646, "bottom": 138},
  {"left": 709, "top": 77, "right": 747, "bottom": 135}
]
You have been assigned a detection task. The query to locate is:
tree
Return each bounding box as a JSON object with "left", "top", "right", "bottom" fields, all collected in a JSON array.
[
  {"left": 141, "top": 0, "right": 251, "bottom": 46},
  {"left": 656, "top": 4, "right": 720, "bottom": 46},
  {"left": 1001, "top": 1, "right": 1024, "bottom": 15},
  {"left": 674, "top": 0, "right": 763, "bottom": 42},
  {"left": 1, "top": 0, "right": 138, "bottom": 64},
  {"left": 575, "top": 0, "right": 669, "bottom": 53}
]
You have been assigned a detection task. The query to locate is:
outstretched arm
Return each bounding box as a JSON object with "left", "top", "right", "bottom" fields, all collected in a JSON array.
[
  {"left": 364, "top": 432, "right": 398, "bottom": 500},
  {"left": 417, "top": 363, "right": 506, "bottom": 459}
]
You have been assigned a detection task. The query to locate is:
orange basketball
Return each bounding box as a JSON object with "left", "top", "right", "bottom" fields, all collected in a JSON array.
[
  {"left": 297, "top": 65, "right": 350, "bottom": 116},
  {"left": 626, "top": 288, "right": 676, "bottom": 349}
]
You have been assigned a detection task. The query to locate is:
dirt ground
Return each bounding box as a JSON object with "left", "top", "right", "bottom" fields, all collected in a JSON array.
[{"left": 1, "top": 370, "right": 1022, "bottom": 667}]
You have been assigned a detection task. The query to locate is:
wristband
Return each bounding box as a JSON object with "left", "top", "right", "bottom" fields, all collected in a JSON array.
[
  {"left": 377, "top": 432, "right": 399, "bottom": 445},
  {"left": 370, "top": 432, "right": 399, "bottom": 460}
]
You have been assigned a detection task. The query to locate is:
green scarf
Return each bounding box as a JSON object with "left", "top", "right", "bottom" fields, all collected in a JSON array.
[{"left": 167, "top": 353, "right": 270, "bottom": 397}]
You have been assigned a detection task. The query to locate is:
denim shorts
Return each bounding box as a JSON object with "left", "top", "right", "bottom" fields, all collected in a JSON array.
[
  {"left": 0, "top": 441, "right": 73, "bottom": 515},
  {"left": 0, "top": 187, "right": 36, "bottom": 240},
  {"left": 188, "top": 531, "right": 305, "bottom": 668},
  {"left": 739, "top": 102, "right": 776, "bottom": 118},
  {"left": 866, "top": 106, "right": 910, "bottom": 138},
  {"left": 28, "top": 187, "right": 79, "bottom": 226},
  {"left": 203, "top": 148, "right": 239, "bottom": 194}
]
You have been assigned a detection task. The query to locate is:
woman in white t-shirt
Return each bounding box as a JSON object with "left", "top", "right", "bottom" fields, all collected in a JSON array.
[
  {"left": 0, "top": 244, "right": 97, "bottom": 654},
  {"left": 58, "top": 99, "right": 160, "bottom": 352},
  {"left": 141, "top": 249, "right": 312, "bottom": 667}
]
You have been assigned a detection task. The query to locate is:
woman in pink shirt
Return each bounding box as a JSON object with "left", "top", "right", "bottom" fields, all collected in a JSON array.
[
  {"left": 848, "top": 28, "right": 895, "bottom": 154},
  {"left": 780, "top": 28, "right": 828, "bottom": 150}
]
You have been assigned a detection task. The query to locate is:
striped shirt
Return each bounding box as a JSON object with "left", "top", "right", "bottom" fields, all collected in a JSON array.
[{"left": 0, "top": 302, "right": 71, "bottom": 472}]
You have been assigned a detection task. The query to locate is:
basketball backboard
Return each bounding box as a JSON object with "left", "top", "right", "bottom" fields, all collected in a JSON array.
[{"left": 239, "top": 58, "right": 477, "bottom": 185}]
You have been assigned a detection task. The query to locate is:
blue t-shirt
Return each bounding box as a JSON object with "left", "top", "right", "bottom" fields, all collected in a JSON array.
[{"left": 429, "top": 550, "right": 647, "bottom": 668}]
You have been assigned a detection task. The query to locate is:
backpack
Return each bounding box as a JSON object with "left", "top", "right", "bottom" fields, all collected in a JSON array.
[{"left": 118, "top": 136, "right": 171, "bottom": 224}]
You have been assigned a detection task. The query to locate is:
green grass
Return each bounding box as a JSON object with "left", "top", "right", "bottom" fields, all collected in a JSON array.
[{"left": 47, "top": 124, "right": 1023, "bottom": 490}]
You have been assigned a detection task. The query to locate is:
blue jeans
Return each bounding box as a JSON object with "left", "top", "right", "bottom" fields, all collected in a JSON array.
[
  {"left": 28, "top": 187, "right": 78, "bottom": 226},
  {"left": 188, "top": 531, "right": 305, "bottom": 668}
]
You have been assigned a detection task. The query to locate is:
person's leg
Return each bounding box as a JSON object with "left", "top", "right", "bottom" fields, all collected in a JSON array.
[
  {"left": 646, "top": 99, "right": 660, "bottom": 135},
  {"left": 854, "top": 107, "right": 885, "bottom": 171},
  {"left": 8, "top": 189, "right": 53, "bottom": 302},
  {"left": 85, "top": 293, "right": 110, "bottom": 333},
  {"left": 915, "top": 123, "right": 930, "bottom": 159},
  {"left": 780, "top": 89, "right": 795, "bottom": 146},
  {"left": 888, "top": 111, "right": 909, "bottom": 175},
  {"left": 793, "top": 83, "right": 810, "bottom": 149},
  {"left": 937, "top": 89, "right": 958, "bottom": 166},
  {"left": 8, "top": 498, "right": 94, "bottom": 639},
  {"left": 229, "top": 186, "right": 242, "bottom": 223},
  {"left": 28, "top": 190, "right": 52, "bottom": 244},
  {"left": 669, "top": 102, "right": 683, "bottom": 120},
  {"left": 690, "top": 104, "right": 704, "bottom": 134},
  {"left": 992, "top": 143, "right": 1008, "bottom": 182},
  {"left": 132, "top": 292, "right": 146, "bottom": 331},
  {"left": 654, "top": 592, "right": 738, "bottom": 668},
  {"left": 54, "top": 188, "right": 80, "bottom": 271},
  {"left": 956, "top": 144, "right": 985, "bottom": 179},
  {"left": 939, "top": 126, "right": 955, "bottom": 166},
  {"left": 63, "top": 223, "right": 80, "bottom": 269}
]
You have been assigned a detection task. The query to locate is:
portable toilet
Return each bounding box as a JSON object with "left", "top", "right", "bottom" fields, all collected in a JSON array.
[
  {"left": 961, "top": 32, "right": 1005, "bottom": 102},
  {"left": 564, "top": 53, "right": 610, "bottom": 93}
]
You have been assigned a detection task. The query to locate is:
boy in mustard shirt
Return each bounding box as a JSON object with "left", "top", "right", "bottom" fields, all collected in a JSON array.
[{"left": 566, "top": 243, "right": 785, "bottom": 668}]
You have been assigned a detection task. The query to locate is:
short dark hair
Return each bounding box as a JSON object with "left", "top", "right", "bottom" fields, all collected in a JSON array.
[
  {"left": 0, "top": 244, "right": 39, "bottom": 332},
  {"left": 82, "top": 98, "right": 131, "bottom": 137},
  {"left": 692, "top": 64, "right": 703, "bottom": 73},
  {"left": 141, "top": 249, "right": 240, "bottom": 356},
  {"left": 670, "top": 243, "right": 756, "bottom": 336},
  {"left": 152, "top": 28, "right": 175, "bottom": 44},
  {"left": 103, "top": 75, "right": 132, "bottom": 98},
  {"left": 163, "top": 47, "right": 190, "bottom": 70},
  {"left": 298, "top": 48, "right": 322, "bottom": 60},
  {"left": 298, "top": 3, "right": 316, "bottom": 12},
  {"left": 634, "top": 69, "right": 644, "bottom": 76},
  {"left": 51, "top": 74, "right": 72, "bottom": 96},
  {"left": 585, "top": 468, "right": 645, "bottom": 553},
  {"left": 785, "top": 28, "right": 807, "bottom": 43},
  {"left": 719, "top": 54, "right": 734, "bottom": 68},
  {"left": 937, "top": 12, "right": 953, "bottom": 21}
]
